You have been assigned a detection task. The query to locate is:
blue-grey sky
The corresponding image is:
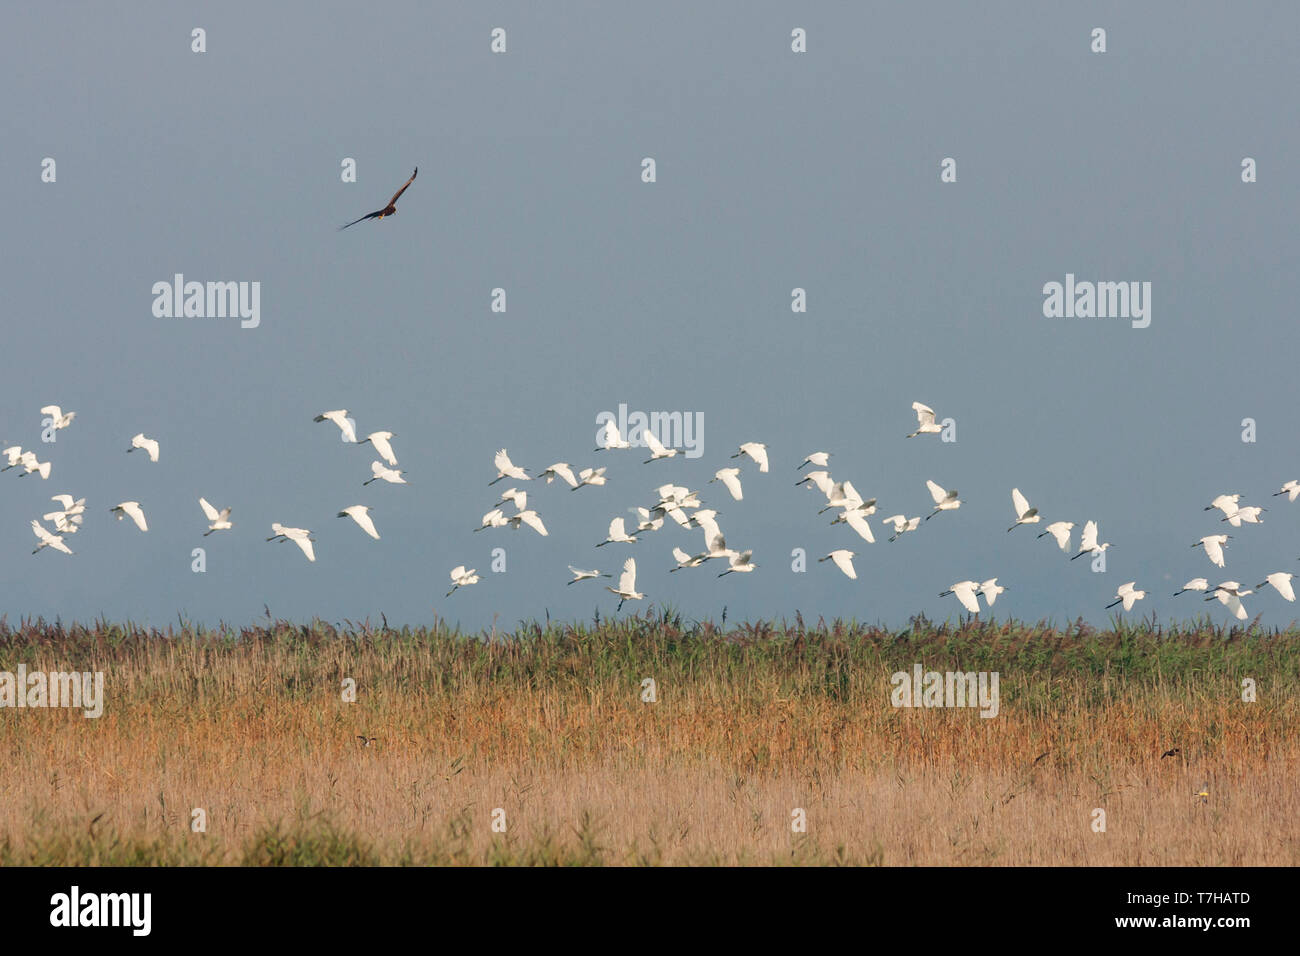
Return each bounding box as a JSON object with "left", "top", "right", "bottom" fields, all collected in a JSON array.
[{"left": 3, "top": 2, "right": 1298, "bottom": 631}]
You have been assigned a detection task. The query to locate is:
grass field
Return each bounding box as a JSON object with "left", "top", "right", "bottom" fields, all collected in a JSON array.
[{"left": 2, "top": 611, "right": 1297, "bottom": 865}]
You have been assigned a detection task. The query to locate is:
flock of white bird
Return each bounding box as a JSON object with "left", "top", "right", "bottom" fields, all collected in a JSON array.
[
  {"left": 8, "top": 399, "right": 1299, "bottom": 622},
  {"left": 10, "top": 406, "right": 400, "bottom": 568}
]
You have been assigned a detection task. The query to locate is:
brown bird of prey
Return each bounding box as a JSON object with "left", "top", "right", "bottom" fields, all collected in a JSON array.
[{"left": 339, "top": 167, "right": 418, "bottom": 230}]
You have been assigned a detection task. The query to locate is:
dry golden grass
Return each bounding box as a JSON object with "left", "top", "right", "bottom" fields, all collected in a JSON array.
[{"left": 1, "top": 614, "right": 1297, "bottom": 864}]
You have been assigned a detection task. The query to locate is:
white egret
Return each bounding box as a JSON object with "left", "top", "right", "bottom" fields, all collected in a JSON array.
[
  {"left": 1008, "top": 488, "right": 1040, "bottom": 532},
  {"left": 884, "top": 514, "right": 921, "bottom": 542},
  {"left": 313, "top": 410, "right": 356, "bottom": 443},
  {"left": 641, "top": 430, "right": 678, "bottom": 463},
  {"left": 1037, "top": 521, "right": 1074, "bottom": 552},
  {"left": 606, "top": 557, "right": 645, "bottom": 610},
  {"left": 1, "top": 446, "right": 23, "bottom": 470},
  {"left": 509, "top": 510, "right": 548, "bottom": 536},
  {"left": 127, "top": 433, "right": 160, "bottom": 462},
  {"left": 40, "top": 405, "right": 76, "bottom": 430},
  {"left": 474, "top": 508, "right": 509, "bottom": 532},
  {"left": 731, "top": 442, "right": 769, "bottom": 473},
  {"left": 568, "top": 566, "right": 611, "bottom": 585},
  {"left": 1107, "top": 581, "right": 1146, "bottom": 611},
  {"left": 1256, "top": 572, "right": 1296, "bottom": 602},
  {"left": 940, "top": 580, "right": 981, "bottom": 614},
  {"left": 819, "top": 550, "right": 857, "bottom": 580},
  {"left": 1273, "top": 480, "right": 1300, "bottom": 503},
  {"left": 798, "top": 452, "right": 830, "bottom": 470},
  {"left": 490, "top": 448, "right": 530, "bottom": 485},
  {"left": 31, "top": 520, "right": 73, "bottom": 555},
  {"left": 1070, "top": 521, "right": 1111, "bottom": 560},
  {"left": 359, "top": 431, "right": 398, "bottom": 466},
  {"left": 573, "top": 466, "right": 607, "bottom": 490},
  {"left": 980, "top": 579, "right": 1007, "bottom": 606},
  {"left": 199, "top": 497, "right": 233, "bottom": 535},
  {"left": 446, "top": 565, "right": 479, "bottom": 597},
  {"left": 710, "top": 467, "right": 744, "bottom": 501},
  {"left": 717, "top": 550, "right": 756, "bottom": 577},
  {"left": 539, "top": 463, "right": 579, "bottom": 488},
  {"left": 1192, "top": 534, "right": 1230, "bottom": 568},
  {"left": 365, "top": 461, "right": 406, "bottom": 485},
  {"left": 670, "top": 547, "right": 707, "bottom": 572},
  {"left": 1173, "top": 578, "right": 1209, "bottom": 596},
  {"left": 907, "top": 401, "right": 943, "bottom": 438},
  {"left": 337, "top": 505, "right": 379, "bottom": 540},
  {"left": 595, "top": 420, "right": 631, "bottom": 451},
  {"left": 110, "top": 501, "right": 148, "bottom": 532},
  {"left": 267, "top": 523, "right": 315, "bottom": 562},
  {"left": 924, "top": 480, "right": 961, "bottom": 519},
  {"left": 597, "top": 517, "right": 637, "bottom": 546}
]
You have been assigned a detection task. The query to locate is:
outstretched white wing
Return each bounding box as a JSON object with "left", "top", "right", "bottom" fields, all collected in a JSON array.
[
  {"left": 1011, "top": 488, "right": 1031, "bottom": 520},
  {"left": 844, "top": 510, "right": 875, "bottom": 544},
  {"left": 829, "top": 551, "right": 856, "bottom": 579},
  {"left": 926, "top": 480, "right": 948, "bottom": 505},
  {"left": 716, "top": 469, "right": 743, "bottom": 501},
  {"left": 519, "top": 511, "right": 548, "bottom": 536},
  {"left": 618, "top": 557, "right": 637, "bottom": 593}
]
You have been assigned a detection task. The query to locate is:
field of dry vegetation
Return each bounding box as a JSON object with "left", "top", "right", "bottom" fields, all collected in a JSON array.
[{"left": 1, "top": 611, "right": 1297, "bottom": 865}]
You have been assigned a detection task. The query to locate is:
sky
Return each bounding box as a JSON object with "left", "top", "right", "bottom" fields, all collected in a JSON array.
[{"left": 2, "top": 2, "right": 1298, "bottom": 632}]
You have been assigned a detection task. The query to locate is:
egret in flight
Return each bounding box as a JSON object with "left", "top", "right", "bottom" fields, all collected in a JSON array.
[
  {"left": 127, "top": 433, "right": 160, "bottom": 462},
  {"left": 1070, "top": 521, "right": 1110, "bottom": 560},
  {"left": 199, "top": 497, "right": 233, "bottom": 535},
  {"left": 1038, "top": 521, "right": 1074, "bottom": 552},
  {"left": 1106, "top": 581, "right": 1146, "bottom": 612},
  {"left": 606, "top": 557, "right": 645, "bottom": 611},
  {"left": 40, "top": 405, "right": 76, "bottom": 430},
  {"left": 267, "top": 523, "right": 316, "bottom": 562},
  {"left": 1007, "top": 488, "right": 1039, "bottom": 532},
  {"left": 446, "top": 565, "right": 479, "bottom": 597},
  {"left": 819, "top": 549, "right": 857, "bottom": 580},
  {"left": 940, "top": 580, "right": 981, "bottom": 615},
  {"left": 313, "top": 410, "right": 356, "bottom": 444},
  {"left": 490, "top": 449, "right": 530, "bottom": 485},
  {"left": 337, "top": 505, "right": 380, "bottom": 540},
  {"left": 731, "top": 442, "right": 769, "bottom": 473},
  {"left": 110, "top": 501, "right": 148, "bottom": 532},
  {"left": 907, "top": 401, "right": 943, "bottom": 438}
]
